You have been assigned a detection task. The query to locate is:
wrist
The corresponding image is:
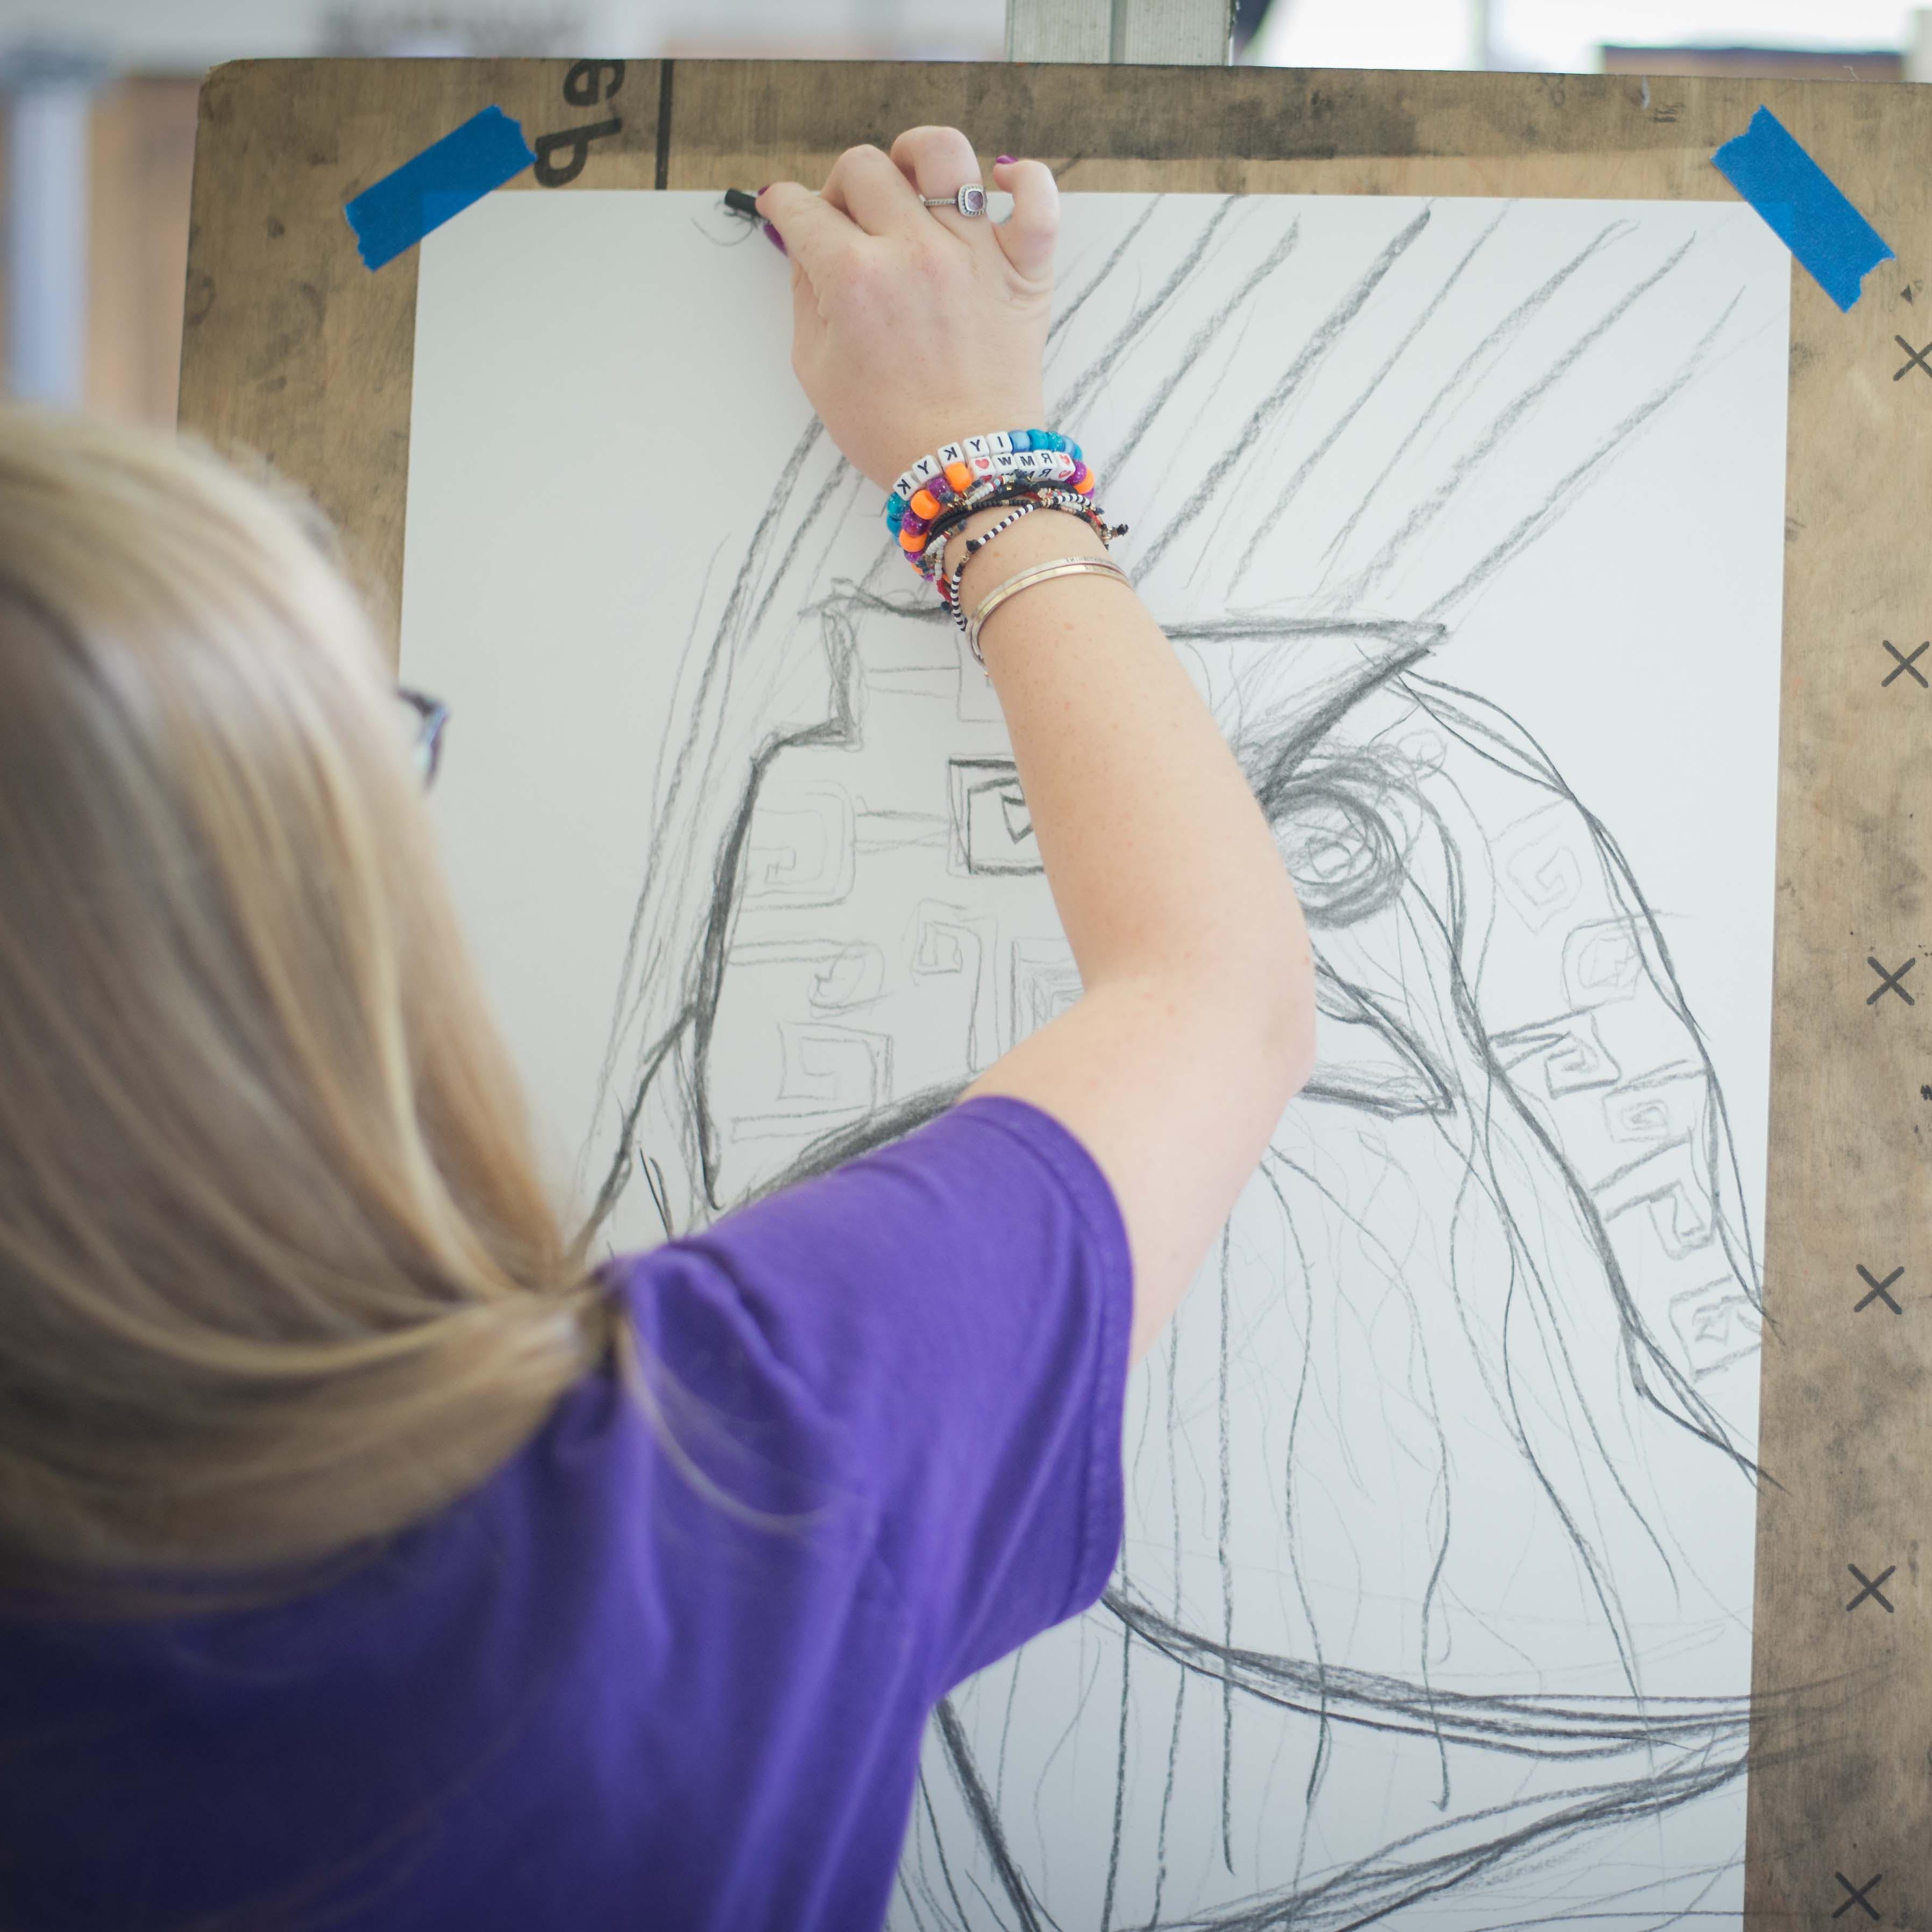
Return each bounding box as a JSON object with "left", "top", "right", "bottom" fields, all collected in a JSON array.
[
  {"left": 890, "top": 409, "right": 1047, "bottom": 479},
  {"left": 953, "top": 505, "right": 1106, "bottom": 621},
  {"left": 879, "top": 411, "right": 1052, "bottom": 495}
]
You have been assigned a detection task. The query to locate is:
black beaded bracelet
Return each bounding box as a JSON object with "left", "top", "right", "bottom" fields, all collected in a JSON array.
[
  {"left": 937, "top": 487, "right": 1129, "bottom": 631},
  {"left": 940, "top": 501, "right": 1047, "bottom": 626}
]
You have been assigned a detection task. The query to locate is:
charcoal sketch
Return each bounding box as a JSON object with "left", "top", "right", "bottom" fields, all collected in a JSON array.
[{"left": 399, "top": 190, "right": 1791, "bottom": 1928}]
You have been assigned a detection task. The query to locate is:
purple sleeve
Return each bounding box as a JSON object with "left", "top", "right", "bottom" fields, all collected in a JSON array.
[{"left": 620, "top": 1097, "right": 1133, "bottom": 1695}]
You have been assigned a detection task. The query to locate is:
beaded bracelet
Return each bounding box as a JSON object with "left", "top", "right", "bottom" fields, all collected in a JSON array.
[
  {"left": 931, "top": 481, "right": 1123, "bottom": 561},
  {"left": 888, "top": 429, "right": 1086, "bottom": 515},
  {"left": 886, "top": 429, "right": 1095, "bottom": 572},
  {"left": 939, "top": 491, "right": 1128, "bottom": 634},
  {"left": 913, "top": 472, "right": 1115, "bottom": 587},
  {"left": 893, "top": 456, "right": 1093, "bottom": 567},
  {"left": 917, "top": 474, "right": 1052, "bottom": 580},
  {"left": 937, "top": 500, "right": 1045, "bottom": 621},
  {"left": 938, "top": 491, "right": 1130, "bottom": 628},
  {"left": 902, "top": 446, "right": 1083, "bottom": 510}
]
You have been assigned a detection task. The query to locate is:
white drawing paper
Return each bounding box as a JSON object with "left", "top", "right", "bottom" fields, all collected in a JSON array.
[{"left": 401, "top": 189, "right": 1789, "bottom": 1929}]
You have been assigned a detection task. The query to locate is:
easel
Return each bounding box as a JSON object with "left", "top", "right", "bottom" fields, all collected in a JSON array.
[{"left": 178, "top": 47, "right": 1932, "bottom": 1923}]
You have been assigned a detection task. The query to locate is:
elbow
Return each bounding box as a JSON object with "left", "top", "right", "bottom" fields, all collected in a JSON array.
[
  {"left": 1284, "top": 981, "right": 1319, "bottom": 1099},
  {"left": 1258, "top": 944, "right": 1318, "bottom": 1106},
  {"left": 1262, "top": 879, "right": 1319, "bottom": 1103},
  {"left": 1214, "top": 916, "right": 1316, "bottom": 1120},
  {"left": 1245, "top": 855, "right": 1318, "bottom": 1106}
]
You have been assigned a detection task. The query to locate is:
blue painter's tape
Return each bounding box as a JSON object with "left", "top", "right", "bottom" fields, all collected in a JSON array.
[
  {"left": 344, "top": 106, "right": 536, "bottom": 271},
  {"left": 1711, "top": 106, "right": 1893, "bottom": 312}
]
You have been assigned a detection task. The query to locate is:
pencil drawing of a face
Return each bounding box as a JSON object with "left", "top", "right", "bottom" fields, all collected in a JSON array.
[{"left": 407, "top": 189, "right": 1792, "bottom": 1929}]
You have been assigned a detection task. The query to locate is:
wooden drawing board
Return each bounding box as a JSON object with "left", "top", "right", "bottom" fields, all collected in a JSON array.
[{"left": 179, "top": 57, "right": 1932, "bottom": 1922}]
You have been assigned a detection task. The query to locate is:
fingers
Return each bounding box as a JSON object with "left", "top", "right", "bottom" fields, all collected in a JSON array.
[
  {"left": 757, "top": 181, "right": 862, "bottom": 287},
  {"left": 819, "top": 143, "right": 926, "bottom": 240},
  {"left": 757, "top": 183, "right": 847, "bottom": 384},
  {"left": 889, "top": 125, "right": 988, "bottom": 240},
  {"left": 991, "top": 157, "right": 1058, "bottom": 285}
]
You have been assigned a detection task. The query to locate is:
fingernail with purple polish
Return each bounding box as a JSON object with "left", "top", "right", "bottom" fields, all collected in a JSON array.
[
  {"left": 763, "top": 221, "right": 787, "bottom": 255},
  {"left": 995, "top": 155, "right": 1018, "bottom": 166}
]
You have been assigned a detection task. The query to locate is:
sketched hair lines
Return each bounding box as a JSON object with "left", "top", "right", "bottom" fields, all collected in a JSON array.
[{"left": 583, "top": 195, "right": 1774, "bottom": 1921}]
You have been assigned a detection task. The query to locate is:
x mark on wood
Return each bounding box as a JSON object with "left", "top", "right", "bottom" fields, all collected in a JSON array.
[
  {"left": 1855, "top": 1265, "right": 1904, "bottom": 1314},
  {"left": 1845, "top": 1564, "right": 1897, "bottom": 1614},
  {"left": 1834, "top": 1872, "right": 1885, "bottom": 1921},
  {"left": 1894, "top": 334, "right": 1932, "bottom": 381},
  {"left": 1880, "top": 639, "right": 1930, "bottom": 687},
  {"left": 1866, "top": 956, "right": 1916, "bottom": 1005}
]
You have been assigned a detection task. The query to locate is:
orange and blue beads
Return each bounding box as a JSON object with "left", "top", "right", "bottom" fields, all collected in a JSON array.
[{"left": 884, "top": 430, "right": 1091, "bottom": 581}]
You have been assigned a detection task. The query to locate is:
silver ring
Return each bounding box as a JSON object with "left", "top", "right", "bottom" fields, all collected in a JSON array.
[{"left": 921, "top": 184, "right": 988, "bottom": 218}]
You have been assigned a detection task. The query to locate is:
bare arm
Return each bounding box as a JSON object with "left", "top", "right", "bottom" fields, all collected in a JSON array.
[
  {"left": 760, "top": 132, "right": 1314, "bottom": 1363},
  {"left": 957, "top": 513, "right": 1312, "bottom": 1360}
]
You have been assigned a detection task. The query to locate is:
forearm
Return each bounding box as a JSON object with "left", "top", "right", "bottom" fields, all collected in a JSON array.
[
  {"left": 957, "top": 509, "right": 1316, "bottom": 1354},
  {"left": 958, "top": 508, "right": 1311, "bottom": 1038}
]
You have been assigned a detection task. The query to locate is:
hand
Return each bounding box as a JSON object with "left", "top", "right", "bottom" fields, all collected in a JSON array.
[{"left": 758, "top": 130, "right": 1058, "bottom": 492}]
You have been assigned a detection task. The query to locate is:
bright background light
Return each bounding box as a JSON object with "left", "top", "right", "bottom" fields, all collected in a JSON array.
[{"left": 1255, "top": 0, "right": 1920, "bottom": 70}]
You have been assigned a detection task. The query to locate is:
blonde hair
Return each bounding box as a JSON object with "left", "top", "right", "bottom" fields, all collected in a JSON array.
[{"left": 0, "top": 410, "right": 608, "bottom": 1596}]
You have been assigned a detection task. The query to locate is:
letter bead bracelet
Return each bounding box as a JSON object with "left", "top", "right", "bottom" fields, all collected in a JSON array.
[
  {"left": 883, "top": 429, "right": 1127, "bottom": 654},
  {"left": 884, "top": 430, "right": 1112, "bottom": 583},
  {"left": 886, "top": 430, "right": 1090, "bottom": 539}
]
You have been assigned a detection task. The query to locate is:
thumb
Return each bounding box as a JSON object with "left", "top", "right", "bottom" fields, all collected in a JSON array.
[{"left": 990, "top": 157, "right": 1058, "bottom": 286}]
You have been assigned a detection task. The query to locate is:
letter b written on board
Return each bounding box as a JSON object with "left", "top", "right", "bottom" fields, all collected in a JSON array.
[
  {"left": 563, "top": 60, "right": 625, "bottom": 106},
  {"left": 532, "top": 117, "right": 622, "bottom": 188}
]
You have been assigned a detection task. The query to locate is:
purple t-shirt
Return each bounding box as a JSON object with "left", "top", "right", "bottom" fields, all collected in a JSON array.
[{"left": 0, "top": 1098, "right": 1131, "bottom": 1931}]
